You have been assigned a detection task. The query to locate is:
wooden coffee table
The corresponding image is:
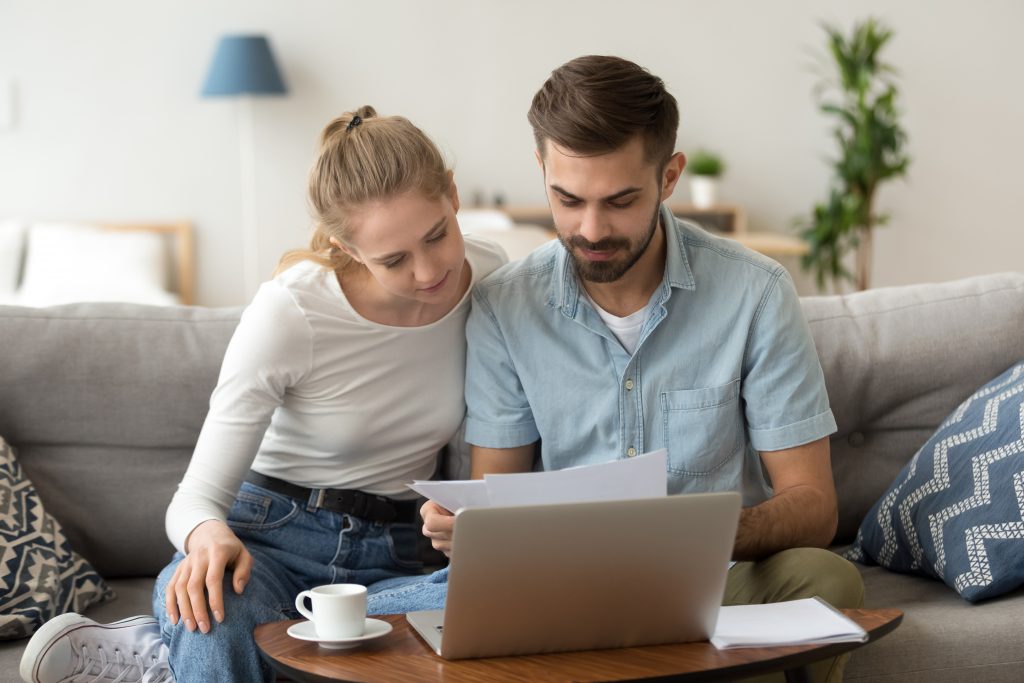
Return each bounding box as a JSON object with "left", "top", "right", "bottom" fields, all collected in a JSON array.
[{"left": 255, "top": 608, "right": 901, "bottom": 683}]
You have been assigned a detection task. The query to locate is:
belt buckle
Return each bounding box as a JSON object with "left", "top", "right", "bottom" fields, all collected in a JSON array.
[{"left": 375, "top": 496, "right": 397, "bottom": 523}]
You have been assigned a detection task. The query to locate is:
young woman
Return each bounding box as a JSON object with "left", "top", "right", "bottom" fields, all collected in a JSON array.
[{"left": 20, "top": 106, "right": 506, "bottom": 683}]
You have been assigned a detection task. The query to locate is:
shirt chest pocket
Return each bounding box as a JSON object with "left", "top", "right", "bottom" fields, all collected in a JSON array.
[{"left": 660, "top": 379, "right": 743, "bottom": 476}]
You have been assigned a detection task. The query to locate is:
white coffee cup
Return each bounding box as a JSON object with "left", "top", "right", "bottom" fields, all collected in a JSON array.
[{"left": 294, "top": 584, "right": 367, "bottom": 640}]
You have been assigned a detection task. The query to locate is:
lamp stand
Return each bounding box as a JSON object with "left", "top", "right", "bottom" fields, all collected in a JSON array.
[{"left": 237, "top": 95, "right": 259, "bottom": 300}]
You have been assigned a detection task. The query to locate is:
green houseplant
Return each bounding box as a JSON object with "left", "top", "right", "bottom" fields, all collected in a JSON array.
[
  {"left": 689, "top": 150, "right": 725, "bottom": 177},
  {"left": 688, "top": 149, "right": 725, "bottom": 209},
  {"left": 798, "top": 18, "right": 910, "bottom": 291}
]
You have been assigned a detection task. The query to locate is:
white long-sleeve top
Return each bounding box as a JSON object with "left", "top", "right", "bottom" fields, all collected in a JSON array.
[{"left": 165, "top": 235, "right": 506, "bottom": 553}]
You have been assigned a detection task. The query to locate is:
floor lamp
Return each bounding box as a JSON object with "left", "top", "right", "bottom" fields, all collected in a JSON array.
[{"left": 201, "top": 35, "right": 287, "bottom": 300}]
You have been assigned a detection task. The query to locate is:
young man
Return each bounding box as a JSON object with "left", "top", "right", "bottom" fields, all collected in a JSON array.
[{"left": 419, "top": 55, "right": 863, "bottom": 683}]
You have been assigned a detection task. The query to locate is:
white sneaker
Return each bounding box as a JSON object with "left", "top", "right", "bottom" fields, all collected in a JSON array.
[{"left": 19, "top": 613, "right": 173, "bottom": 683}]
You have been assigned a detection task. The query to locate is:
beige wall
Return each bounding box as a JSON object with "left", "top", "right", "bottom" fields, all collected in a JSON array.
[{"left": 1, "top": 0, "right": 1021, "bottom": 304}]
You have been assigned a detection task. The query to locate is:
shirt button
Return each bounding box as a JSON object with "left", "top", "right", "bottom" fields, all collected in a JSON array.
[
  {"left": 627, "top": 447, "right": 637, "bottom": 457},
  {"left": 625, "top": 379, "right": 634, "bottom": 391}
]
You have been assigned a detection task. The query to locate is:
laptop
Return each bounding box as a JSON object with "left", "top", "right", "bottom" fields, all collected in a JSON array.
[{"left": 406, "top": 492, "right": 741, "bottom": 659}]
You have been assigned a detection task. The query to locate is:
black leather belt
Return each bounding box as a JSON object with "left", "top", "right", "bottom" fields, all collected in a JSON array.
[{"left": 244, "top": 472, "right": 418, "bottom": 524}]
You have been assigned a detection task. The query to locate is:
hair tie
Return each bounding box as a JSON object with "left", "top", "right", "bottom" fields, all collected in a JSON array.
[{"left": 346, "top": 115, "right": 362, "bottom": 132}]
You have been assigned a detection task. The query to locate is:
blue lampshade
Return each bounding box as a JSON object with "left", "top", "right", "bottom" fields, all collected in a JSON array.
[{"left": 201, "top": 35, "right": 287, "bottom": 97}]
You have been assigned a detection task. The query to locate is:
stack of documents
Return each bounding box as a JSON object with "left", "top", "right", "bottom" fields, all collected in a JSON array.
[
  {"left": 711, "top": 597, "right": 868, "bottom": 649},
  {"left": 407, "top": 449, "right": 667, "bottom": 511}
]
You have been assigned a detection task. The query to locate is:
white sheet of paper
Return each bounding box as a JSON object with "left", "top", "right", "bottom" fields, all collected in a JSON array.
[
  {"left": 407, "top": 449, "right": 668, "bottom": 511},
  {"left": 710, "top": 597, "right": 868, "bottom": 649},
  {"left": 484, "top": 449, "right": 667, "bottom": 507},
  {"left": 406, "top": 480, "right": 489, "bottom": 513}
]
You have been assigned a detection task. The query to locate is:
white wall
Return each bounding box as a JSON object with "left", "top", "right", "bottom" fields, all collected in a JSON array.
[{"left": 1, "top": 0, "right": 1021, "bottom": 305}]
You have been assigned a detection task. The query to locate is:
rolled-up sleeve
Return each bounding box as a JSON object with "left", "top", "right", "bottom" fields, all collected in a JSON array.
[
  {"left": 464, "top": 287, "right": 540, "bottom": 448},
  {"left": 741, "top": 268, "right": 837, "bottom": 452}
]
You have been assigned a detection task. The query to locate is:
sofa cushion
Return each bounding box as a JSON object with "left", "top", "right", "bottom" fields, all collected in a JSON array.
[
  {"left": 0, "top": 436, "right": 114, "bottom": 639},
  {"left": 0, "top": 303, "right": 242, "bottom": 577},
  {"left": 846, "top": 361, "right": 1024, "bottom": 601},
  {"left": 802, "top": 272, "right": 1024, "bottom": 543},
  {"left": 0, "top": 221, "right": 24, "bottom": 298},
  {"left": 848, "top": 564, "right": 1024, "bottom": 682}
]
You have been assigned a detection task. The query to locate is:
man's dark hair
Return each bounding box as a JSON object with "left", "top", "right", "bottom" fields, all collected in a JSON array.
[{"left": 528, "top": 55, "right": 679, "bottom": 169}]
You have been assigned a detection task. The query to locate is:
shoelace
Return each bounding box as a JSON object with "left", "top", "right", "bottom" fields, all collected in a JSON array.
[
  {"left": 61, "top": 645, "right": 172, "bottom": 683},
  {"left": 138, "top": 654, "right": 174, "bottom": 683}
]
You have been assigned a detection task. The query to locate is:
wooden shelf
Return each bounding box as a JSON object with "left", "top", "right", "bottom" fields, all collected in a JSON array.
[
  {"left": 671, "top": 203, "right": 746, "bottom": 233},
  {"left": 499, "top": 204, "right": 807, "bottom": 258},
  {"left": 503, "top": 203, "right": 745, "bottom": 232},
  {"left": 729, "top": 232, "right": 809, "bottom": 257}
]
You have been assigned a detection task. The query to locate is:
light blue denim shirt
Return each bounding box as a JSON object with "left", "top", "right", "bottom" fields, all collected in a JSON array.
[{"left": 464, "top": 205, "right": 837, "bottom": 505}]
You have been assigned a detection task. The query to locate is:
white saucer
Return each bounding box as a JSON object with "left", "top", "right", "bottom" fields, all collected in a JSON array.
[{"left": 286, "top": 618, "right": 393, "bottom": 649}]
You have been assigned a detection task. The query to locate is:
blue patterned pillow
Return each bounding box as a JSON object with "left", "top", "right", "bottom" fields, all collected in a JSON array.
[
  {"left": 845, "top": 361, "right": 1024, "bottom": 602},
  {"left": 0, "top": 436, "right": 114, "bottom": 639}
]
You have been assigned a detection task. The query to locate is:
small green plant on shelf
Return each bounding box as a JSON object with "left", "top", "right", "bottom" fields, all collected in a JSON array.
[{"left": 688, "top": 150, "right": 725, "bottom": 177}]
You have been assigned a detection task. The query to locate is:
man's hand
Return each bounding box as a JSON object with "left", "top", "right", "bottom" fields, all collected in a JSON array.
[
  {"left": 421, "top": 500, "right": 456, "bottom": 556},
  {"left": 166, "top": 520, "right": 253, "bottom": 634},
  {"left": 733, "top": 436, "right": 838, "bottom": 561}
]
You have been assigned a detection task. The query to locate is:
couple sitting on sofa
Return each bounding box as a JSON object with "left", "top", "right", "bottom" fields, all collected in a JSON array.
[{"left": 20, "top": 55, "right": 862, "bottom": 683}]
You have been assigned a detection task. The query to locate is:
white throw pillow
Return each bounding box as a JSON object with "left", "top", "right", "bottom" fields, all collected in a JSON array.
[
  {"left": 16, "top": 222, "right": 176, "bottom": 306},
  {"left": 457, "top": 209, "right": 515, "bottom": 232},
  {"left": 465, "top": 225, "right": 554, "bottom": 262},
  {"left": 0, "top": 220, "right": 25, "bottom": 297}
]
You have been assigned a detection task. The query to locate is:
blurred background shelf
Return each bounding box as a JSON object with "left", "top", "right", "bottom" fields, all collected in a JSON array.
[{"left": 499, "top": 204, "right": 808, "bottom": 259}]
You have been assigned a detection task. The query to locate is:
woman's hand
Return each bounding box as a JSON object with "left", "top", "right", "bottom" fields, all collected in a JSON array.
[
  {"left": 420, "top": 500, "right": 456, "bottom": 556},
  {"left": 165, "top": 520, "right": 253, "bottom": 634}
]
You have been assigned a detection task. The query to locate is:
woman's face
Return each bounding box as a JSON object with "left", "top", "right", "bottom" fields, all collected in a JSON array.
[{"left": 338, "top": 185, "right": 466, "bottom": 307}]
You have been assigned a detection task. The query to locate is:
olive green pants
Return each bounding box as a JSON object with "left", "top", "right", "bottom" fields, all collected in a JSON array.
[{"left": 723, "top": 548, "right": 865, "bottom": 683}]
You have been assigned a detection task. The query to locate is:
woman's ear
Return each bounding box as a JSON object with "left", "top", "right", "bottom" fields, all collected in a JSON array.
[
  {"left": 330, "top": 237, "right": 360, "bottom": 264},
  {"left": 448, "top": 171, "right": 460, "bottom": 214}
]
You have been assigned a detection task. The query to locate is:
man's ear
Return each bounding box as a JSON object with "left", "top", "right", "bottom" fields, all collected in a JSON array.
[
  {"left": 660, "top": 152, "right": 686, "bottom": 202},
  {"left": 447, "top": 170, "right": 460, "bottom": 214}
]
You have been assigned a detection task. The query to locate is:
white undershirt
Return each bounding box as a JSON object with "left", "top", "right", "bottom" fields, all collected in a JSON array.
[
  {"left": 584, "top": 290, "right": 650, "bottom": 356},
  {"left": 165, "top": 235, "right": 506, "bottom": 553}
]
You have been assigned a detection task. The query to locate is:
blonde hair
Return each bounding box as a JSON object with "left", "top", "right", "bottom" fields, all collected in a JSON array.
[{"left": 276, "top": 105, "right": 452, "bottom": 275}]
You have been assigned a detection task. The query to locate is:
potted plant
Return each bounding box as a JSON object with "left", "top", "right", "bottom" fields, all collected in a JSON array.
[
  {"left": 797, "top": 18, "right": 910, "bottom": 291},
  {"left": 687, "top": 150, "right": 725, "bottom": 209}
]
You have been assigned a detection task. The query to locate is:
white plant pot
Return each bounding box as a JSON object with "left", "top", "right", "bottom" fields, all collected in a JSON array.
[{"left": 689, "top": 176, "right": 718, "bottom": 209}]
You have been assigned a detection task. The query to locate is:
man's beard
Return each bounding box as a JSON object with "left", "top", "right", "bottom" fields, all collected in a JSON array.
[{"left": 557, "top": 203, "right": 661, "bottom": 283}]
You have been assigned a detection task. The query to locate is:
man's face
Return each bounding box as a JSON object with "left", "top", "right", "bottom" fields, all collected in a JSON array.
[{"left": 540, "top": 136, "right": 671, "bottom": 283}]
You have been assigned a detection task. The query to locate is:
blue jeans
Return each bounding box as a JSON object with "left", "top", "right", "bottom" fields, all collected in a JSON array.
[
  {"left": 151, "top": 481, "right": 424, "bottom": 683},
  {"left": 365, "top": 566, "right": 450, "bottom": 613}
]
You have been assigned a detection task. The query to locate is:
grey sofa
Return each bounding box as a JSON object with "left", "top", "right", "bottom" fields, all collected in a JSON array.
[{"left": 1, "top": 272, "right": 1023, "bottom": 682}]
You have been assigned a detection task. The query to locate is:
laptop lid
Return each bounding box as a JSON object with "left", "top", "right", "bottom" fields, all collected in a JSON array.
[{"left": 413, "top": 492, "right": 740, "bottom": 660}]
